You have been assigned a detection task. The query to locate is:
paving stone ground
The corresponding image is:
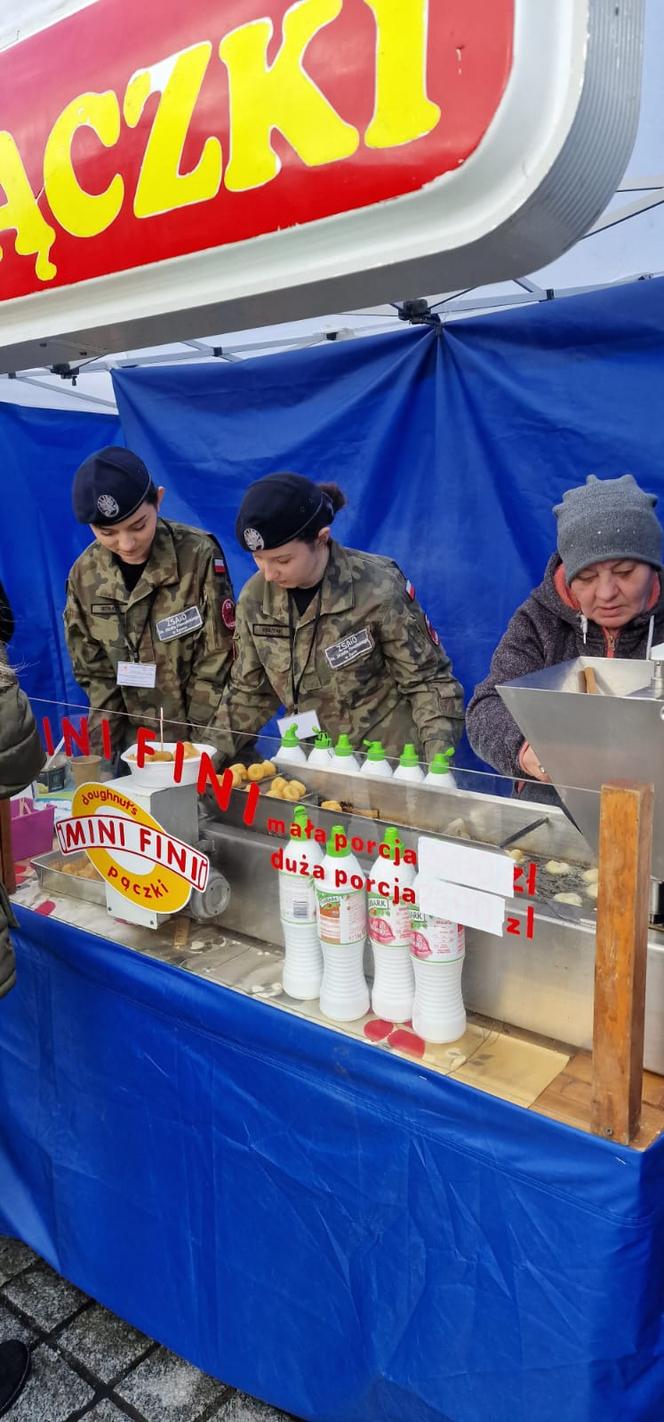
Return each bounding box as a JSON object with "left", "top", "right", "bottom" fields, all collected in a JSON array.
[{"left": 0, "top": 1238, "right": 296, "bottom": 1421}]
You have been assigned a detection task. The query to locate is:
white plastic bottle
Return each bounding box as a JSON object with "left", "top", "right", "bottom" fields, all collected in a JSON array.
[
  {"left": 424, "top": 750, "right": 457, "bottom": 789},
  {"left": 392, "top": 743, "right": 425, "bottom": 784},
  {"left": 409, "top": 871, "right": 466, "bottom": 1042},
  {"left": 359, "top": 740, "right": 394, "bottom": 779},
  {"left": 279, "top": 806, "right": 324, "bottom": 1000},
  {"left": 316, "top": 825, "right": 369, "bottom": 1021},
  {"left": 329, "top": 733, "right": 361, "bottom": 776},
  {"left": 367, "top": 827, "right": 415, "bottom": 1022},
  {"left": 307, "top": 731, "right": 334, "bottom": 769},
  {"left": 275, "top": 725, "right": 308, "bottom": 767}
]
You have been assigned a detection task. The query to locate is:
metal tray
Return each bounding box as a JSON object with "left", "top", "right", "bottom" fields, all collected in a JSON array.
[{"left": 32, "top": 850, "right": 106, "bottom": 906}]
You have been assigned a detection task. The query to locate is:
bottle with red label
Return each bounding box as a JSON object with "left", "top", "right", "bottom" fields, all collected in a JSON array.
[
  {"left": 316, "top": 825, "right": 369, "bottom": 1022},
  {"left": 409, "top": 872, "right": 466, "bottom": 1042},
  {"left": 367, "top": 827, "right": 415, "bottom": 1022}
]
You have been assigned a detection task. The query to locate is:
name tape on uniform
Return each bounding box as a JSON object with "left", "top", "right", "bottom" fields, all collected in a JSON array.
[
  {"left": 91, "top": 603, "right": 117, "bottom": 616},
  {"left": 154, "top": 606, "right": 203, "bottom": 642},
  {"left": 253, "top": 624, "right": 291, "bottom": 639},
  {"left": 324, "top": 628, "right": 374, "bottom": 670}
]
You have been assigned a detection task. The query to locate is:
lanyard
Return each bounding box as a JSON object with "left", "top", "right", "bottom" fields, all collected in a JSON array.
[
  {"left": 118, "top": 591, "right": 159, "bottom": 663},
  {"left": 288, "top": 587, "right": 323, "bottom": 713}
]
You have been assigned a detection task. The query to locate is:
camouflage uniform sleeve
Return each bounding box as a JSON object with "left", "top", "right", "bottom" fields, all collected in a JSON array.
[
  {"left": 63, "top": 574, "right": 127, "bottom": 748},
  {"left": 212, "top": 589, "right": 282, "bottom": 758},
  {"left": 379, "top": 571, "right": 465, "bottom": 759},
  {"left": 185, "top": 543, "right": 236, "bottom": 736}
]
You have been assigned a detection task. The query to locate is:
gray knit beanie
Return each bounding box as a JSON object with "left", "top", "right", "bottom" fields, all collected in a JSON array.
[{"left": 554, "top": 475, "right": 663, "bottom": 582}]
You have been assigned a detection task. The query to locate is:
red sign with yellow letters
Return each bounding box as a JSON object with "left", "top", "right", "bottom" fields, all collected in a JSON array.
[
  {"left": 0, "top": 0, "right": 513, "bottom": 300},
  {"left": 0, "top": 1, "right": 644, "bottom": 373}
]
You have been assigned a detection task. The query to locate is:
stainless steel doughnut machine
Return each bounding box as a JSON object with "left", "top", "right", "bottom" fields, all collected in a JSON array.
[{"left": 198, "top": 654, "right": 664, "bottom": 1076}]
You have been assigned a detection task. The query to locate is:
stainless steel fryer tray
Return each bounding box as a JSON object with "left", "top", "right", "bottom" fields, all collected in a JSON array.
[{"left": 32, "top": 850, "right": 106, "bottom": 906}]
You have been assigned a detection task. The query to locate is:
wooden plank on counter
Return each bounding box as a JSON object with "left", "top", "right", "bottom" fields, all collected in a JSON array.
[
  {"left": 591, "top": 782, "right": 653, "bottom": 1145},
  {"left": 567, "top": 1050, "right": 664, "bottom": 1111},
  {"left": 533, "top": 1057, "right": 664, "bottom": 1150}
]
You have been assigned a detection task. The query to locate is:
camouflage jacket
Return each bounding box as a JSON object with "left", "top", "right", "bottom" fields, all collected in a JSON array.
[
  {"left": 220, "top": 542, "right": 464, "bottom": 760},
  {"left": 64, "top": 519, "right": 235, "bottom": 753}
]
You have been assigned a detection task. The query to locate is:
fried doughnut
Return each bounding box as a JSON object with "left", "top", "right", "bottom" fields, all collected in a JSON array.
[
  {"left": 247, "top": 761, "right": 277, "bottom": 782},
  {"left": 220, "top": 769, "right": 245, "bottom": 789},
  {"left": 286, "top": 779, "right": 306, "bottom": 798},
  {"left": 229, "top": 763, "right": 248, "bottom": 782}
]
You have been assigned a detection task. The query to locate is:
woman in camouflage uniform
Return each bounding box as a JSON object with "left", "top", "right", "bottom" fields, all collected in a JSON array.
[
  {"left": 221, "top": 472, "right": 463, "bottom": 762},
  {"left": 64, "top": 447, "right": 236, "bottom": 755}
]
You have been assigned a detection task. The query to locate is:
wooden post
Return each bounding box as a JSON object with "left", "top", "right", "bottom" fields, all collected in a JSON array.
[
  {"left": 0, "top": 799, "right": 16, "bottom": 895},
  {"left": 591, "top": 781, "right": 654, "bottom": 1144}
]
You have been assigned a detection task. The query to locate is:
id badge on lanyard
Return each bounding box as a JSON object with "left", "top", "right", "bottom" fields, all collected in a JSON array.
[
  {"left": 116, "top": 593, "right": 158, "bottom": 687},
  {"left": 277, "top": 708, "right": 321, "bottom": 739},
  {"left": 116, "top": 661, "right": 157, "bottom": 688}
]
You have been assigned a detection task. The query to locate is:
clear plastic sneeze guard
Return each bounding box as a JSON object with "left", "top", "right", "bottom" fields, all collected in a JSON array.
[{"left": 17, "top": 695, "right": 664, "bottom": 1086}]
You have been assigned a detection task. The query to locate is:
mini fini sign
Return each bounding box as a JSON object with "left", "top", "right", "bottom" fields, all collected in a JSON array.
[
  {"left": 45, "top": 712, "right": 256, "bottom": 913},
  {"left": 56, "top": 782, "right": 210, "bottom": 913}
]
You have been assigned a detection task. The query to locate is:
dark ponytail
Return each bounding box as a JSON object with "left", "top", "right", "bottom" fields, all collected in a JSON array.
[
  {"left": 302, "top": 482, "right": 346, "bottom": 543},
  {"left": 317, "top": 482, "right": 347, "bottom": 517}
]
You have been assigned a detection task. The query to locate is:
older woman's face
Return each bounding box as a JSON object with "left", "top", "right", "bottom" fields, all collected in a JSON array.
[{"left": 569, "top": 559, "right": 656, "bottom": 628}]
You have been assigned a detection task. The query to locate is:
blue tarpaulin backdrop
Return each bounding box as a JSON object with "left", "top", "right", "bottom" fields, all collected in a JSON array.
[
  {"left": 2, "top": 277, "right": 664, "bottom": 753},
  {"left": 0, "top": 402, "right": 121, "bottom": 708},
  {"left": 111, "top": 276, "right": 664, "bottom": 764},
  {"left": 0, "top": 909, "right": 663, "bottom": 1422}
]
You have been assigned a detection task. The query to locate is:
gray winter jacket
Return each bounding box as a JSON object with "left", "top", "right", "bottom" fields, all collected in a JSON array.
[
  {"left": 0, "top": 663, "right": 45, "bottom": 996},
  {"left": 467, "top": 554, "right": 664, "bottom": 779}
]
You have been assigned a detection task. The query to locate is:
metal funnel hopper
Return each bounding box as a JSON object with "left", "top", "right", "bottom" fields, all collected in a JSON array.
[{"left": 498, "top": 656, "right": 664, "bottom": 879}]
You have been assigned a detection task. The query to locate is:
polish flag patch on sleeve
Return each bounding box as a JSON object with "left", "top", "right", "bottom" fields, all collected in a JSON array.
[
  {"left": 405, "top": 580, "right": 416, "bottom": 601},
  {"left": 213, "top": 558, "right": 226, "bottom": 576}
]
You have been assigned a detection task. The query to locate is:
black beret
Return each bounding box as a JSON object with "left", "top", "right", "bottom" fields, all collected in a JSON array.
[
  {"left": 235, "top": 473, "right": 333, "bottom": 552},
  {"left": 72, "top": 446, "right": 152, "bottom": 525}
]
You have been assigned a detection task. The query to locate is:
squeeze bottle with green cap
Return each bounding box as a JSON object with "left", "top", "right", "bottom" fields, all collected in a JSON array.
[
  {"left": 279, "top": 806, "right": 324, "bottom": 1000},
  {"left": 368, "top": 828, "right": 415, "bottom": 1021},
  {"left": 307, "top": 731, "right": 334, "bottom": 769},
  {"left": 392, "top": 743, "right": 425, "bottom": 784},
  {"left": 359, "top": 740, "right": 393, "bottom": 779},
  {"left": 316, "top": 825, "right": 369, "bottom": 1021},
  {"left": 275, "top": 725, "right": 308, "bottom": 767},
  {"left": 330, "top": 733, "right": 360, "bottom": 775},
  {"left": 424, "top": 749, "right": 457, "bottom": 789}
]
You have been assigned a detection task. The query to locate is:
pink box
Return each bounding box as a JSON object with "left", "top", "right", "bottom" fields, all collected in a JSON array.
[{"left": 10, "top": 799, "right": 55, "bottom": 862}]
